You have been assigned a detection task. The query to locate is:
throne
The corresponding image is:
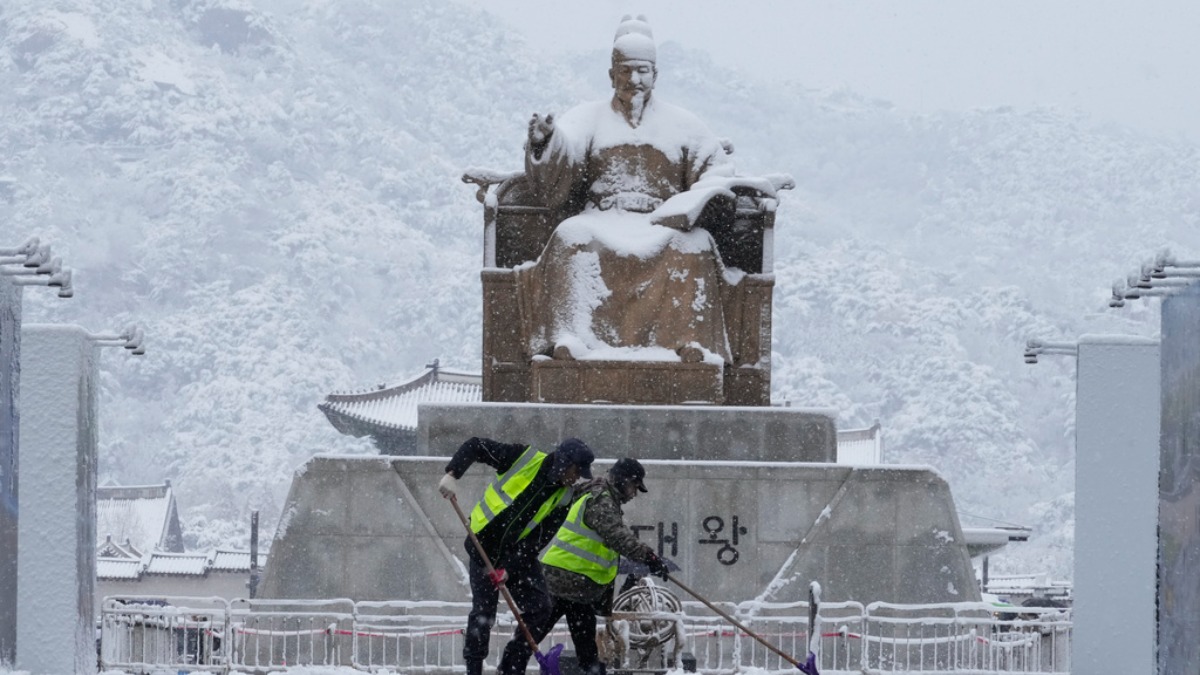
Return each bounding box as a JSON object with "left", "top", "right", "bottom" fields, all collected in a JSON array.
[{"left": 463, "top": 169, "right": 792, "bottom": 406}]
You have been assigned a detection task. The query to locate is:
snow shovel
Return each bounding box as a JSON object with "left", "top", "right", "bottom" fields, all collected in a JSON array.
[
  {"left": 447, "top": 495, "right": 563, "bottom": 675},
  {"left": 663, "top": 573, "right": 820, "bottom": 675}
]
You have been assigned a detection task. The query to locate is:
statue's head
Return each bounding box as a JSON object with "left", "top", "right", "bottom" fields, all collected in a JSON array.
[{"left": 609, "top": 15, "right": 657, "bottom": 112}]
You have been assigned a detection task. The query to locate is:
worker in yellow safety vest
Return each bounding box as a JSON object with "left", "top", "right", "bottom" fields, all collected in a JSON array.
[
  {"left": 438, "top": 437, "right": 596, "bottom": 675},
  {"left": 496, "top": 457, "right": 672, "bottom": 675}
]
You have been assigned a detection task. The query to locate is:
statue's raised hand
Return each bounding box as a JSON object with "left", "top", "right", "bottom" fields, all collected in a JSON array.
[{"left": 528, "top": 113, "right": 555, "bottom": 154}]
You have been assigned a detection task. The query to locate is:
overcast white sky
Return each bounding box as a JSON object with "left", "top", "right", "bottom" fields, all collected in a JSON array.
[{"left": 464, "top": 0, "right": 1200, "bottom": 143}]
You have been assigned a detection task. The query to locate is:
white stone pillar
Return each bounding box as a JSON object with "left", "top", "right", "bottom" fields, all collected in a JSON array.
[
  {"left": 16, "top": 324, "right": 98, "bottom": 675},
  {"left": 1073, "top": 335, "right": 1159, "bottom": 674}
]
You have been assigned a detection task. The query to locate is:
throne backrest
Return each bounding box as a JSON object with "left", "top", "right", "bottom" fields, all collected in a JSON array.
[{"left": 467, "top": 171, "right": 783, "bottom": 275}]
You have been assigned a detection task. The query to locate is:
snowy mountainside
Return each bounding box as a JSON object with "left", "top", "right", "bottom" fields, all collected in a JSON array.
[{"left": 4, "top": 0, "right": 1197, "bottom": 578}]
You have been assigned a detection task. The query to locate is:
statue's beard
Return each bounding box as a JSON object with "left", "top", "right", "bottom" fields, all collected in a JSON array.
[{"left": 627, "top": 90, "right": 648, "bottom": 125}]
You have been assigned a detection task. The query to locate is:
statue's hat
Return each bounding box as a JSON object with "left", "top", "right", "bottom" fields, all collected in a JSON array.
[{"left": 613, "top": 15, "right": 655, "bottom": 63}]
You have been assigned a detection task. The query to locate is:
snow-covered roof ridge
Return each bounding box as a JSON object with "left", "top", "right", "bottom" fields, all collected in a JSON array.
[
  {"left": 96, "top": 481, "right": 172, "bottom": 499},
  {"left": 327, "top": 364, "right": 481, "bottom": 399},
  {"left": 144, "top": 550, "right": 210, "bottom": 576},
  {"left": 97, "top": 534, "right": 142, "bottom": 560},
  {"left": 97, "top": 547, "right": 267, "bottom": 580},
  {"left": 96, "top": 557, "right": 142, "bottom": 581},
  {"left": 320, "top": 362, "right": 482, "bottom": 433},
  {"left": 211, "top": 548, "right": 267, "bottom": 571}
]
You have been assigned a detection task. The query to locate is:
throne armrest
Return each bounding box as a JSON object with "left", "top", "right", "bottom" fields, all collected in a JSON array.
[
  {"left": 463, "top": 170, "right": 556, "bottom": 268},
  {"left": 462, "top": 167, "right": 522, "bottom": 204},
  {"left": 724, "top": 173, "right": 795, "bottom": 199},
  {"left": 687, "top": 174, "right": 792, "bottom": 275}
]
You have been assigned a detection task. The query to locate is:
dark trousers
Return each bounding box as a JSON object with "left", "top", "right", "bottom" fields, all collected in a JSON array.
[
  {"left": 463, "top": 539, "right": 552, "bottom": 672},
  {"left": 498, "top": 594, "right": 604, "bottom": 675}
]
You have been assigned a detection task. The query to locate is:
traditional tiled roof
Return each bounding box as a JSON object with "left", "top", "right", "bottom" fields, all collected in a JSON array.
[
  {"left": 319, "top": 361, "right": 481, "bottom": 436},
  {"left": 98, "top": 548, "right": 266, "bottom": 580},
  {"left": 211, "top": 549, "right": 266, "bottom": 571},
  {"left": 96, "top": 481, "right": 184, "bottom": 553},
  {"left": 97, "top": 557, "right": 143, "bottom": 580},
  {"left": 144, "top": 552, "right": 209, "bottom": 576},
  {"left": 97, "top": 534, "right": 142, "bottom": 559}
]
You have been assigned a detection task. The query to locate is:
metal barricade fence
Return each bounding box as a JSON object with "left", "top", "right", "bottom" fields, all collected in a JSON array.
[
  {"left": 663, "top": 599, "right": 864, "bottom": 674},
  {"left": 860, "top": 601, "right": 1072, "bottom": 674},
  {"left": 809, "top": 600, "right": 866, "bottom": 674},
  {"left": 669, "top": 599, "right": 805, "bottom": 672},
  {"left": 351, "top": 600, "right": 471, "bottom": 673},
  {"left": 100, "top": 596, "right": 230, "bottom": 673},
  {"left": 99, "top": 595, "right": 1071, "bottom": 674},
  {"left": 229, "top": 598, "right": 355, "bottom": 671}
]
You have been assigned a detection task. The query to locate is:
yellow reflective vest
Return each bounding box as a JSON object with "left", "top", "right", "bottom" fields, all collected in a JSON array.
[
  {"left": 540, "top": 493, "right": 618, "bottom": 585},
  {"left": 469, "top": 446, "right": 571, "bottom": 539}
]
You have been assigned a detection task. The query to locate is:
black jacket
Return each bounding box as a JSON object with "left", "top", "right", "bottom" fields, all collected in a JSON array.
[{"left": 446, "top": 437, "right": 572, "bottom": 565}]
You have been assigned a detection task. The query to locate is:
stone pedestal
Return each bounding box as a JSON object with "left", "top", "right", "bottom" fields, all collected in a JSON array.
[
  {"left": 531, "top": 360, "right": 724, "bottom": 405},
  {"left": 265, "top": 402, "right": 979, "bottom": 621},
  {"left": 260, "top": 455, "right": 978, "bottom": 610},
  {"left": 418, "top": 402, "right": 838, "bottom": 463},
  {"left": 259, "top": 455, "right": 473, "bottom": 603},
  {"left": 16, "top": 325, "right": 98, "bottom": 675}
]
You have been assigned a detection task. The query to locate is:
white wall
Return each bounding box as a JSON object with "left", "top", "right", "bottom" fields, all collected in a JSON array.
[
  {"left": 1072, "top": 336, "right": 1159, "bottom": 674},
  {"left": 98, "top": 572, "right": 254, "bottom": 610}
]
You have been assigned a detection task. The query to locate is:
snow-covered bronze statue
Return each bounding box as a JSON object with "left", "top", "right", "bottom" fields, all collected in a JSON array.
[{"left": 465, "top": 15, "right": 791, "bottom": 406}]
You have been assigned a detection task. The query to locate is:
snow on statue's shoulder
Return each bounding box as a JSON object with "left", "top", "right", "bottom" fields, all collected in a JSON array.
[
  {"left": 530, "top": 100, "right": 615, "bottom": 164},
  {"left": 577, "top": 97, "right": 727, "bottom": 159},
  {"left": 632, "top": 99, "right": 717, "bottom": 138}
]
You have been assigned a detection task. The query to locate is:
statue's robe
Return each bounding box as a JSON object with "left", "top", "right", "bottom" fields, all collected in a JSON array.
[{"left": 517, "top": 97, "right": 737, "bottom": 362}]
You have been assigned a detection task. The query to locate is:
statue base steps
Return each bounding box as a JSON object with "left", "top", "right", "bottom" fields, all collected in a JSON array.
[{"left": 419, "top": 402, "right": 837, "bottom": 463}]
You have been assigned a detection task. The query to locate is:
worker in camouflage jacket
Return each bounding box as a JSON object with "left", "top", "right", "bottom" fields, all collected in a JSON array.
[{"left": 497, "top": 457, "right": 672, "bottom": 675}]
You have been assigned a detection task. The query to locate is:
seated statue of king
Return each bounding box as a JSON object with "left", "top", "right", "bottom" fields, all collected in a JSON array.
[{"left": 515, "top": 16, "right": 785, "bottom": 372}]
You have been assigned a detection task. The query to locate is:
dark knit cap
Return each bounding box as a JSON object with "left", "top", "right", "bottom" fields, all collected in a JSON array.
[{"left": 553, "top": 438, "right": 595, "bottom": 479}]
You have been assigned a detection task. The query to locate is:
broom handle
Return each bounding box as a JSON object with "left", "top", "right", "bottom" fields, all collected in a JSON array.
[
  {"left": 666, "top": 573, "right": 803, "bottom": 667},
  {"left": 449, "top": 495, "right": 543, "bottom": 654}
]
